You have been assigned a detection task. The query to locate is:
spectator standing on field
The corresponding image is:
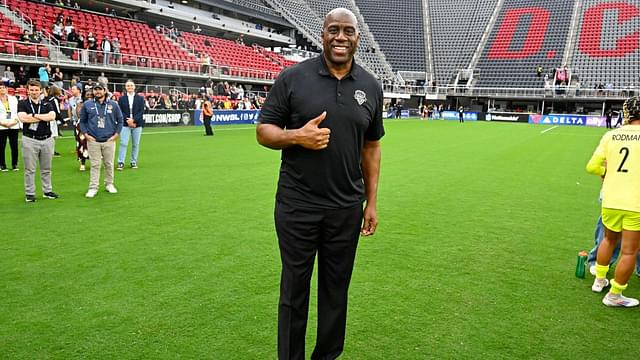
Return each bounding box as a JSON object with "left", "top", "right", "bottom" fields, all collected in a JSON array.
[
  {"left": 17, "top": 80, "right": 58, "bottom": 202},
  {"left": 0, "top": 83, "right": 20, "bottom": 171},
  {"left": 79, "top": 84, "right": 123, "bottom": 198},
  {"left": 68, "top": 84, "right": 88, "bottom": 171},
  {"left": 117, "top": 80, "right": 145, "bottom": 170},
  {"left": 202, "top": 97, "right": 214, "bottom": 136},
  {"left": 97, "top": 72, "right": 108, "bottom": 90},
  {"left": 52, "top": 67, "right": 64, "bottom": 89}
]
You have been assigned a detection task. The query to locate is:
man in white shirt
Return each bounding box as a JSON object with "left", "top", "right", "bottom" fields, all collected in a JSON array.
[
  {"left": 101, "top": 36, "right": 112, "bottom": 65},
  {"left": 0, "top": 84, "right": 20, "bottom": 171},
  {"left": 117, "top": 80, "right": 146, "bottom": 169}
]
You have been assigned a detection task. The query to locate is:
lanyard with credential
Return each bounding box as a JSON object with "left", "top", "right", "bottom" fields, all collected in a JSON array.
[
  {"left": 30, "top": 102, "right": 41, "bottom": 115},
  {"left": 94, "top": 101, "right": 107, "bottom": 119}
]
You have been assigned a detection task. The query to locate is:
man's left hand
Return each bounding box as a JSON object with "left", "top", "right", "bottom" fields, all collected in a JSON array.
[{"left": 361, "top": 205, "right": 378, "bottom": 236}]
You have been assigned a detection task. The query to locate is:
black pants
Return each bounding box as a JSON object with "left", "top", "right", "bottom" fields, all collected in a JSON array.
[
  {"left": 203, "top": 116, "right": 214, "bottom": 136},
  {"left": 275, "top": 200, "right": 363, "bottom": 360},
  {"left": 0, "top": 129, "right": 19, "bottom": 169},
  {"left": 606, "top": 119, "right": 612, "bottom": 128}
]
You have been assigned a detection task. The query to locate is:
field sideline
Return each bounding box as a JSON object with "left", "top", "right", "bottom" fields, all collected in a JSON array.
[{"left": 1, "top": 119, "right": 638, "bottom": 359}]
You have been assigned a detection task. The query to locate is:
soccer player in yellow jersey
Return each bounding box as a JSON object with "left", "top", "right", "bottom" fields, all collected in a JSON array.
[{"left": 586, "top": 96, "right": 640, "bottom": 307}]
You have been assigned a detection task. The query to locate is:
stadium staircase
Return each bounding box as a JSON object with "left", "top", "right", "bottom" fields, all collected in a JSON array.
[
  {"left": 569, "top": 0, "right": 640, "bottom": 89},
  {"left": 222, "top": 0, "right": 281, "bottom": 17},
  {"left": 464, "top": 0, "right": 505, "bottom": 86},
  {"left": 354, "top": 0, "right": 426, "bottom": 73},
  {"left": 474, "top": 0, "right": 577, "bottom": 88},
  {"left": 263, "top": 0, "right": 395, "bottom": 80},
  {"left": 306, "top": 0, "right": 396, "bottom": 80},
  {"left": 428, "top": 0, "right": 498, "bottom": 87},
  {"left": 421, "top": 0, "right": 434, "bottom": 83},
  {"left": 0, "top": 3, "right": 67, "bottom": 61},
  {"left": 179, "top": 31, "right": 288, "bottom": 79}
]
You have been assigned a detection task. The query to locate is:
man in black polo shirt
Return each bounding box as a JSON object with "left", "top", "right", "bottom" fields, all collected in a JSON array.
[
  {"left": 17, "top": 80, "right": 58, "bottom": 202},
  {"left": 256, "top": 8, "right": 384, "bottom": 360}
]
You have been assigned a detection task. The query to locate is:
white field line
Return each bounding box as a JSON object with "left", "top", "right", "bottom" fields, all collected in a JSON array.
[{"left": 540, "top": 125, "right": 559, "bottom": 134}]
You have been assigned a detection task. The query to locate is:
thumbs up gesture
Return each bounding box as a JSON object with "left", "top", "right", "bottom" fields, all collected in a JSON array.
[{"left": 296, "top": 111, "right": 331, "bottom": 150}]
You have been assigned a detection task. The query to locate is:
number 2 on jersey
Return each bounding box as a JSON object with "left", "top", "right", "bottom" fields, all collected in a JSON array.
[{"left": 617, "top": 147, "right": 630, "bottom": 173}]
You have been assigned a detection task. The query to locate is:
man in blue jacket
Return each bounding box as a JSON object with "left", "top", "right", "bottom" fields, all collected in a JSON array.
[
  {"left": 117, "top": 80, "right": 145, "bottom": 170},
  {"left": 79, "top": 84, "right": 123, "bottom": 198}
]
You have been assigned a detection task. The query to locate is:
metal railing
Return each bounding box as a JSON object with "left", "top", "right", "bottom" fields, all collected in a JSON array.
[
  {"left": 0, "top": 38, "right": 282, "bottom": 80},
  {"left": 382, "top": 83, "right": 638, "bottom": 99}
]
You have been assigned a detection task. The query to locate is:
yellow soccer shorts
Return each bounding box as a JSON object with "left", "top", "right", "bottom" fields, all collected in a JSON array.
[{"left": 602, "top": 207, "right": 640, "bottom": 232}]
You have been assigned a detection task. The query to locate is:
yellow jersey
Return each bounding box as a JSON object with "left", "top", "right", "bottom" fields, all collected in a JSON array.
[{"left": 587, "top": 124, "right": 640, "bottom": 212}]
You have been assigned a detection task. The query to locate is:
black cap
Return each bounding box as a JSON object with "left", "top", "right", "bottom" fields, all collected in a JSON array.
[{"left": 93, "top": 84, "right": 104, "bottom": 90}]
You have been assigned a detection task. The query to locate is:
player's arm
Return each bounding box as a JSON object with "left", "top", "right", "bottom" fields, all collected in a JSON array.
[
  {"left": 586, "top": 135, "right": 608, "bottom": 176},
  {"left": 361, "top": 139, "right": 381, "bottom": 236},
  {"left": 35, "top": 111, "right": 56, "bottom": 122}
]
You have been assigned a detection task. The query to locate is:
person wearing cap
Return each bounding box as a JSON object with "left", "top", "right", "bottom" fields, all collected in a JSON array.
[
  {"left": 587, "top": 96, "right": 640, "bottom": 307},
  {"left": 68, "top": 84, "right": 88, "bottom": 171},
  {"left": 17, "top": 80, "right": 58, "bottom": 202},
  {"left": 0, "top": 83, "right": 20, "bottom": 171},
  {"left": 117, "top": 79, "right": 145, "bottom": 169},
  {"left": 79, "top": 84, "right": 123, "bottom": 198}
]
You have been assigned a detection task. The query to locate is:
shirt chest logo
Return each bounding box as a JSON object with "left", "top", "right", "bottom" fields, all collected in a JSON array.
[{"left": 354, "top": 90, "right": 367, "bottom": 105}]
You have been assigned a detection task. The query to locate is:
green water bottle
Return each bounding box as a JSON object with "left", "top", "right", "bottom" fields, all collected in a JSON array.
[{"left": 575, "top": 251, "right": 588, "bottom": 278}]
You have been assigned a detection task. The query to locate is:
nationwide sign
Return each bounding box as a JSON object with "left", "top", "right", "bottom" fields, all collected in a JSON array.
[{"left": 486, "top": 113, "right": 529, "bottom": 122}]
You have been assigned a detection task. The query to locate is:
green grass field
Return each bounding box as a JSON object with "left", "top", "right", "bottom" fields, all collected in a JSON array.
[{"left": 1, "top": 119, "right": 639, "bottom": 359}]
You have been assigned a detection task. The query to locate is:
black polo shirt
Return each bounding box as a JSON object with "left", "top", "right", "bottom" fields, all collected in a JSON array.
[
  {"left": 259, "top": 55, "right": 385, "bottom": 209},
  {"left": 18, "top": 99, "right": 53, "bottom": 138}
]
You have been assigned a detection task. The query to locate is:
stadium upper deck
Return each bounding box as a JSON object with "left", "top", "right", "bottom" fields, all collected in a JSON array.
[{"left": 0, "top": 0, "right": 638, "bottom": 91}]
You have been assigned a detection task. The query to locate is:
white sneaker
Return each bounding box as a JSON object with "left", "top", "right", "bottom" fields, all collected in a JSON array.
[
  {"left": 79, "top": 164, "right": 86, "bottom": 171},
  {"left": 590, "top": 265, "right": 596, "bottom": 276},
  {"left": 105, "top": 184, "right": 118, "bottom": 194},
  {"left": 602, "top": 293, "right": 640, "bottom": 307},
  {"left": 85, "top": 189, "right": 98, "bottom": 198},
  {"left": 592, "top": 278, "right": 609, "bottom": 293}
]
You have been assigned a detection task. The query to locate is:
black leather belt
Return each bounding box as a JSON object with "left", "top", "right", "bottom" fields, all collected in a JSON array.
[{"left": 23, "top": 133, "right": 51, "bottom": 140}]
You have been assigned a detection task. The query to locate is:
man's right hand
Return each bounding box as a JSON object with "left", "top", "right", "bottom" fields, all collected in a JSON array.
[
  {"left": 86, "top": 134, "right": 96, "bottom": 142},
  {"left": 126, "top": 118, "right": 136, "bottom": 128},
  {"left": 294, "top": 111, "right": 330, "bottom": 150}
]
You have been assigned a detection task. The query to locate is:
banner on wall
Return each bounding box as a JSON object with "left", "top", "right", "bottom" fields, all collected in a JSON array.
[
  {"left": 143, "top": 110, "right": 194, "bottom": 127},
  {"left": 194, "top": 109, "right": 261, "bottom": 125},
  {"left": 486, "top": 112, "right": 530, "bottom": 123},
  {"left": 442, "top": 111, "right": 478, "bottom": 121},
  {"left": 529, "top": 114, "right": 607, "bottom": 127},
  {"left": 384, "top": 110, "right": 410, "bottom": 119}
]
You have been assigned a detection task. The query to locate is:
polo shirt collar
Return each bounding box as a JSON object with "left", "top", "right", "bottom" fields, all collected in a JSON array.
[{"left": 317, "top": 53, "right": 360, "bottom": 80}]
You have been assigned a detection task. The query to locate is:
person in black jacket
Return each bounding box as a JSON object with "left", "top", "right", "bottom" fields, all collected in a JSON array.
[{"left": 117, "top": 80, "right": 145, "bottom": 169}]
